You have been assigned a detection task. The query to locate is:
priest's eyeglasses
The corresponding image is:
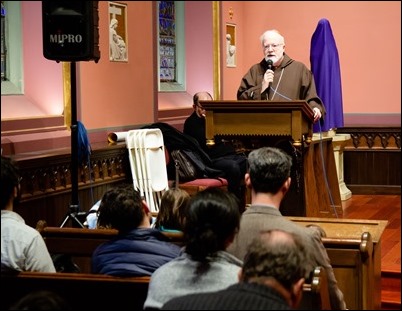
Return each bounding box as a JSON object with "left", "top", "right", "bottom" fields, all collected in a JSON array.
[{"left": 263, "top": 43, "right": 283, "bottom": 50}]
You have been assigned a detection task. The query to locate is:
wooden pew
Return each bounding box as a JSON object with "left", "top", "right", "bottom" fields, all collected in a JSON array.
[
  {"left": 38, "top": 218, "right": 387, "bottom": 309},
  {"left": 1, "top": 271, "right": 150, "bottom": 311},
  {"left": 36, "top": 221, "right": 185, "bottom": 252},
  {"left": 299, "top": 266, "right": 331, "bottom": 310},
  {"left": 322, "top": 233, "right": 374, "bottom": 310},
  {"left": 1, "top": 268, "right": 328, "bottom": 311},
  {"left": 36, "top": 220, "right": 118, "bottom": 257},
  {"left": 36, "top": 223, "right": 330, "bottom": 309},
  {"left": 36, "top": 220, "right": 184, "bottom": 273},
  {"left": 288, "top": 217, "right": 388, "bottom": 310}
]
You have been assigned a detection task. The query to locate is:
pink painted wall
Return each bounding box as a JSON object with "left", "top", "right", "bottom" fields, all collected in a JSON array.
[
  {"left": 2, "top": 1, "right": 156, "bottom": 131},
  {"left": 22, "top": 2, "right": 64, "bottom": 116},
  {"left": 2, "top": 1, "right": 400, "bottom": 147},
  {"left": 2, "top": 2, "right": 213, "bottom": 124},
  {"left": 2, "top": 1, "right": 63, "bottom": 118},
  {"left": 78, "top": 1, "right": 155, "bottom": 129},
  {"left": 185, "top": 2, "right": 214, "bottom": 99},
  {"left": 221, "top": 1, "right": 401, "bottom": 115}
]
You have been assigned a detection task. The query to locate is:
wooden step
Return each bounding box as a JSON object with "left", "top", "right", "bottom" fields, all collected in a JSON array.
[
  {"left": 382, "top": 270, "right": 401, "bottom": 293},
  {"left": 381, "top": 270, "right": 401, "bottom": 310},
  {"left": 381, "top": 294, "right": 401, "bottom": 310}
]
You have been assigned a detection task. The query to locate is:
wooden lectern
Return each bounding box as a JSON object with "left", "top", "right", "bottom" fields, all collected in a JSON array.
[{"left": 201, "top": 100, "right": 342, "bottom": 218}]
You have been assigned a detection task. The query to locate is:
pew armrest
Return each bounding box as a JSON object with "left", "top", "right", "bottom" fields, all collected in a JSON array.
[{"left": 300, "top": 266, "right": 331, "bottom": 310}]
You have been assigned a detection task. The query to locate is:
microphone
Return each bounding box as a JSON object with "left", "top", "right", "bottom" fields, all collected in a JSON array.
[
  {"left": 267, "top": 59, "right": 273, "bottom": 70},
  {"left": 267, "top": 59, "right": 273, "bottom": 93}
]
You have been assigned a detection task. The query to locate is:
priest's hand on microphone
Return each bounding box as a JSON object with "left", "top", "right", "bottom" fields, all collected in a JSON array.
[{"left": 262, "top": 69, "right": 274, "bottom": 94}]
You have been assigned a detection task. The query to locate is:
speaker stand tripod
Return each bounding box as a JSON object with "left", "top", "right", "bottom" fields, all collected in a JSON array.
[{"left": 60, "top": 61, "right": 86, "bottom": 228}]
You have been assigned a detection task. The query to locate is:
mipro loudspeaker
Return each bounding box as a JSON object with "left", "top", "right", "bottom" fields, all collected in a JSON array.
[{"left": 42, "top": 1, "right": 100, "bottom": 62}]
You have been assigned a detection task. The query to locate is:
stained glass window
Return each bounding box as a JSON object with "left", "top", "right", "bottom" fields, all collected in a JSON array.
[
  {"left": 1, "top": 1, "right": 7, "bottom": 81},
  {"left": 158, "top": 1, "right": 176, "bottom": 83}
]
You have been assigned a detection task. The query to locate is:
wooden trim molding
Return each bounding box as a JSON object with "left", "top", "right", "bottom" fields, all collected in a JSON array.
[
  {"left": 15, "top": 142, "right": 129, "bottom": 202},
  {"left": 337, "top": 126, "right": 401, "bottom": 195},
  {"left": 157, "top": 107, "right": 193, "bottom": 131},
  {"left": 337, "top": 126, "right": 401, "bottom": 150}
]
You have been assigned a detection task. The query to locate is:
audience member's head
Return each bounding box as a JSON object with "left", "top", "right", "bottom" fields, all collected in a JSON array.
[
  {"left": 240, "top": 229, "right": 307, "bottom": 308},
  {"left": 91, "top": 185, "right": 181, "bottom": 277},
  {"left": 1, "top": 155, "right": 21, "bottom": 210},
  {"left": 184, "top": 187, "right": 240, "bottom": 261},
  {"left": 9, "top": 290, "right": 71, "bottom": 310},
  {"left": 160, "top": 228, "right": 308, "bottom": 310},
  {"left": 96, "top": 184, "right": 151, "bottom": 233},
  {"left": 192, "top": 91, "right": 212, "bottom": 118},
  {"left": 193, "top": 91, "right": 213, "bottom": 106},
  {"left": 154, "top": 188, "right": 190, "bottom": 231},
  {"left": 247, "top": 146, "right": 292, "bottom": 194}
]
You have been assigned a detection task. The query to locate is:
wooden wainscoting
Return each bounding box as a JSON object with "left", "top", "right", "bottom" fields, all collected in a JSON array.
[
  {"left": 9, "top": 118, "right": 401, "bottom": 227},
  {"left": 12, "top": 142, "right": 131, "bottom": 228},
  {"left": 337, "top": 126, "right": 401, "bottom": 195}
]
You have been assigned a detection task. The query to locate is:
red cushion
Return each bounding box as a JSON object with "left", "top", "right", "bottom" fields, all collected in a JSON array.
[
  {"left": 164, "top": 146, "right": 228, "bottom": 188},
  {"left": 164, "top": 147, "right": 170, "bottom": 165},
  {"left": 179, "top": 178, "right": 228, "bottom": 187}
]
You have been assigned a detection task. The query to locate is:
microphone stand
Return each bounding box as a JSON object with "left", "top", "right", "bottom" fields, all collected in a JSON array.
[{"left": 60, "top": 61, "right": 86, "bottom": 228}]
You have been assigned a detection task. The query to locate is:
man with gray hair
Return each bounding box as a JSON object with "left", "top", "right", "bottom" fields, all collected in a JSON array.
[{"left": 237, "top": 29, "right": 325, "bottom": 124}]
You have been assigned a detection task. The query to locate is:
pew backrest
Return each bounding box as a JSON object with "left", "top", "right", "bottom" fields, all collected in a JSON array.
[
  {"left": 38, "top": 226, "right": 118, "bottom": 256},
  {"left": 1, "top": 271, "right": 150, "bottom": 311},
  {"left": 2, "top": 268, "right": 328, "bottom": 311},
  {"left": 37, "top": 224, "right": 185, "bottom": 256},
  {"left": 37, "top": 221, "right": 375, "bottom": 309},
  {"left": 36, "top": 221, "right": 185, "bottom": 272}
]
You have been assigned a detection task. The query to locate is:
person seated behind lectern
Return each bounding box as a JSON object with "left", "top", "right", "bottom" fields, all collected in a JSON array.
[{"left": 183, "top": 91, "right": 248, "bottom": 210}]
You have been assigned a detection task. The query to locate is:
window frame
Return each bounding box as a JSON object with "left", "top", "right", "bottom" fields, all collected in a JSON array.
[
  {"left": 157, "top": 1, "right": 185, "bottom": 92},
  {"left": 1, "top": 1, "right": 23, "bottom": 95}
]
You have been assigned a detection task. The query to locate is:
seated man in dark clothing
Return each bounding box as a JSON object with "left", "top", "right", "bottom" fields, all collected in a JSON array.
[{"left": 183, "top": 92, "right": 248, "bottom": 210}]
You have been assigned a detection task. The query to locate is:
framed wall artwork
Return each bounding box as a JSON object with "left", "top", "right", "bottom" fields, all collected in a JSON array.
[
  {"left": 109, "top": 2, "right": 128, "bottom": 62},
  {"left": 226, "top": 23, "right": 236, "bottom": 67}
]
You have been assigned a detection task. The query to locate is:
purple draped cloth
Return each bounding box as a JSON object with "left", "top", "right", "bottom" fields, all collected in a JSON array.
[{"left": 311, "top": 18, "right": 344, "bottom": 132}]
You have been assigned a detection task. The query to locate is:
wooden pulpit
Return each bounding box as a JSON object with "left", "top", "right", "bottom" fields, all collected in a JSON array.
[{"left": 200, "top": 100, "right": 342, "bottom": 218}]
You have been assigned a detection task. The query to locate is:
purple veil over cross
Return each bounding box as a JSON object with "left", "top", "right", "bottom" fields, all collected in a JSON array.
[{"left": 311, "top": 18, "right": 344, "bottom": 132}]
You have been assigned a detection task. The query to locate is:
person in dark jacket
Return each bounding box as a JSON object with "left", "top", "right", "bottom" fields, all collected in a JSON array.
[
  {"left": 91, "top": 184, "right": 181, "bottom": 276},
  {"left": 162, "top": 229, "right": 307, "bottom": 310},
  {"left": 183, "top": 91, "right": 248, "bottom": 210}
]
